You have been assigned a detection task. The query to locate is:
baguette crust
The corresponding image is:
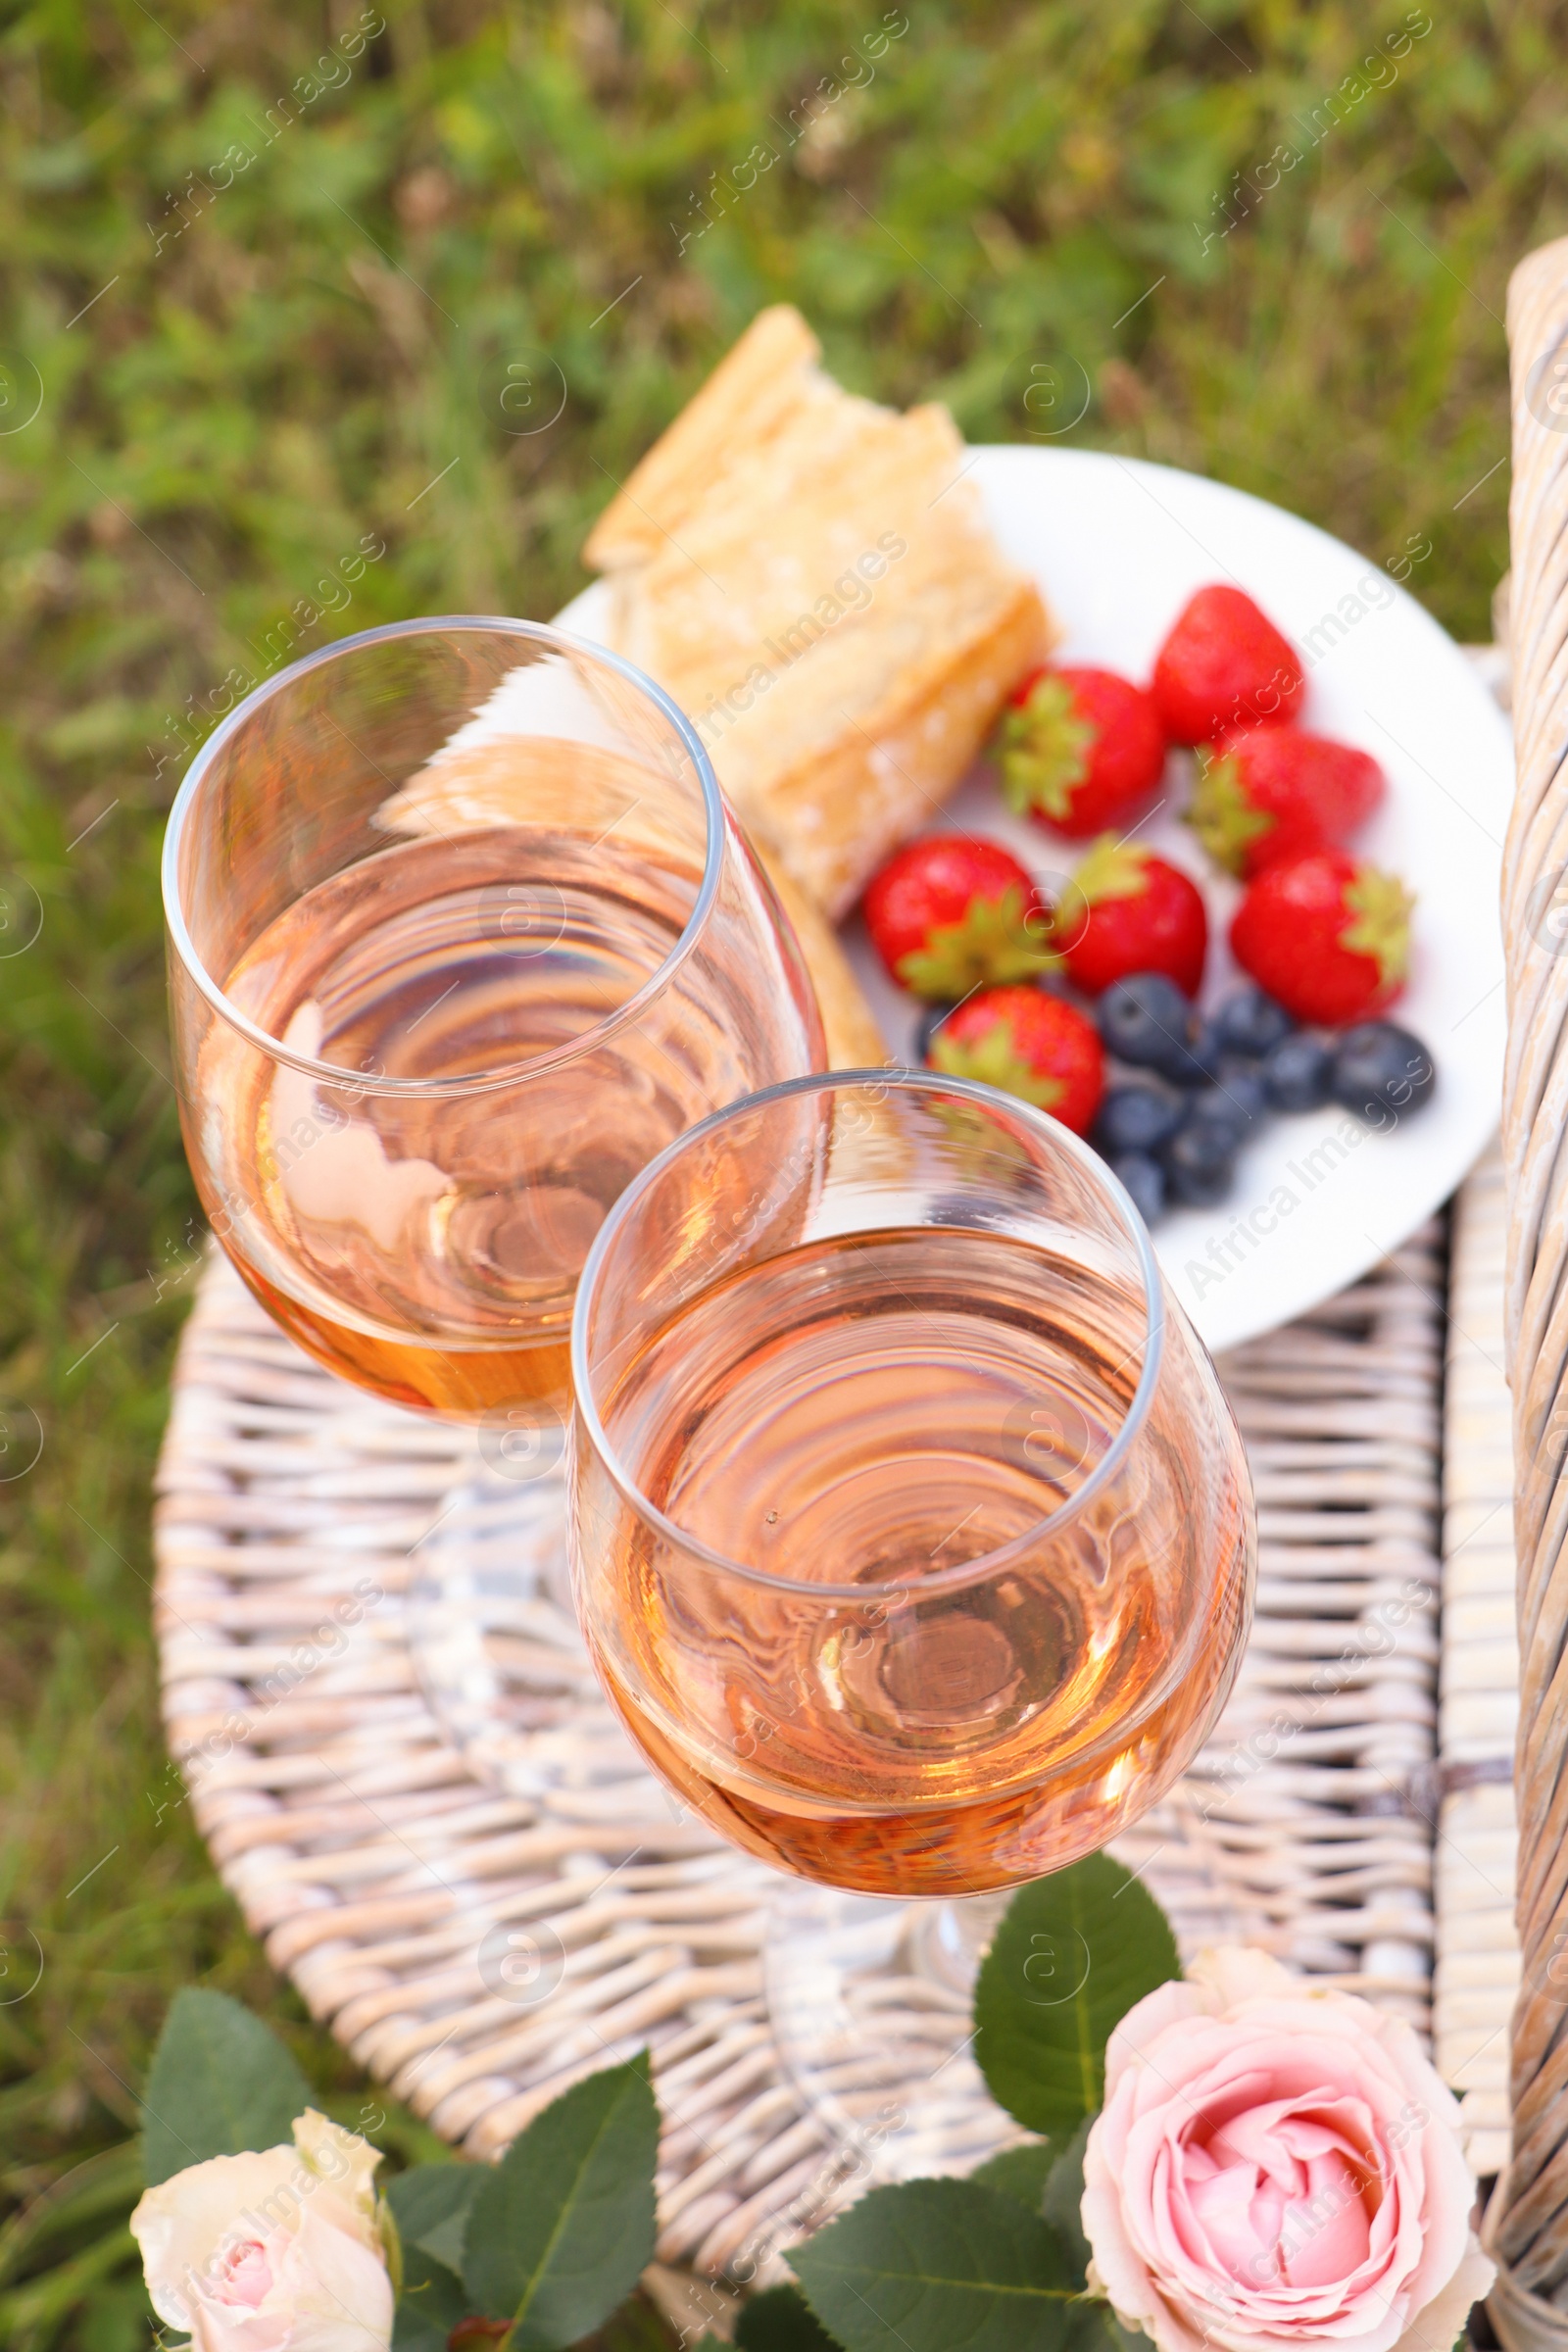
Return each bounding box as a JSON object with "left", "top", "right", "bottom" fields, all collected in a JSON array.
[
  {"left": 751, "top": 573, "right": 1053, "bottom": 917},
  {"left": 584, "top": 307, "right": 826, "bottom": 573},
  {"left": 583, "top": 307, "right": 1055, "bottom": 914},
  {"left": 372, "top": 738, "right": 890, "bottom": 1070},
  {"left": 751, "top": 840, "right": 891, "bottom": 1067}
]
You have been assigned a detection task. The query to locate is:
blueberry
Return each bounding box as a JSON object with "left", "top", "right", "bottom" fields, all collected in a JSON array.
[
  {"left": 1097, "top": 973, "right": 1199, "bottom": 1080},
  {"left": 1211, "top": 1059, "right": 1268, "bottom": 1126},
  {"left": 915, "top": 1002, "right": 956, "bottom": 1062},
  {"left": 1186, "top": 1069, "right": 1266, "bottom": 1152},
  {"left": 1093, "top": 1081, "right": 1188, "bottom": 1156},
  {"left": 1183, "top": 1102, "right": 1247, "bottom": 1154},
  {"left": 1163, "top": 1121, "right": 1238, "bottom": 1208},
  {"left": 1211, "top": 983, "right": 1294, "bottom": 1060},
  {"left": 1111, "top": 1151, "right": 1165, "bottom": 1226},
  {"left": 1330, "top": 1023, "right": 1437, "bottom": 1122},
  {"left": 1169, "top": 1017, "right": 1227, "bottom": 1090},
  {"left": 1260, "top": 1031, "right": 1334, "bottom": 1113}
]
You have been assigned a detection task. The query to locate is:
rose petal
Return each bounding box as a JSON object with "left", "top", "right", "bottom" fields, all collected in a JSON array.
[
  {"left": 1105, "top": 1978, "right": 1216, "bottom": 2097},
  {"left": 1078, "top": 1949, "right": 1486, "bottom": 2352},
  {"left": 292, "top": 2109, "right": 383, "bottom": 2246},
  {"left": 1187, "top": 2158, "right": 1284, "bottom": 2280},
  {"left": 131, "top": 2148, "right": 303, "bottom": 2331},
  {"left": 1278, "top": 2151, "right": 1373, "bottom": 2287},
  {"left": 1390, "top": 2234, "right": 1494, "bottom": 2352},
  {"left": 209, "top": 2238, "right": 275, "bottom": 2310},
  {"left": 262, "top": 2208, "right": 396, "bottom": 2352},
  {"left": 129, "top": 2117, "right": 391, "bottom": 2352}
]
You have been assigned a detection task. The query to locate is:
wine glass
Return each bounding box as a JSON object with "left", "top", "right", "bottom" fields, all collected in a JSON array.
[
  {"left": 163, "top": 616, "right": 824, "bottom": 1786},
  {"left": 569, "top": 1068, "right": 1255, "bottom": 2181}
]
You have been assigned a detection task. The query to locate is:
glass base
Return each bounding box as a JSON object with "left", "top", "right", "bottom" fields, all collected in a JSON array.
[
  {"left": 764, "top": 1883, "right": 1029, "bottom": 2184},
  {"left": 407, "top": 1445, "right": 613, "bottom": 1797}
]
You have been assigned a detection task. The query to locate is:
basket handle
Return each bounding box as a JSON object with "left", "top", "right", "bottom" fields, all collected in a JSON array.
[{"left": 1491, "top": 233, "right": 1568, "bottom": 2352}]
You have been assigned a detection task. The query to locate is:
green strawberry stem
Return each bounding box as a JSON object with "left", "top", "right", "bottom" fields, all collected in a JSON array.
[
  {"left": 1187, "top": 749, "right": 1274, "bottom": 874},
  {"left": 896, "top": 882, "right": 1061, "bottom": 998},
  {"left": 930, "top": 1016, "right": 1066, "bottom": 1109},
  {"left": 1053, "top": 833, "right": 1152, "bottom": 943},
  {"left": 999, "top": 675, "right": 1098, "bottom": 821},
  {"left": 1343, "top": 867, "right": 1413, "bottom": 985}
]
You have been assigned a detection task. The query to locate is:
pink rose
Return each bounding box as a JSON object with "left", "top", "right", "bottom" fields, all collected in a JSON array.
[
  {"left": 129, "top": 2109, "right": 393, "bottom": 2352},
  {"left": 1082, "top": 1948, "right": 1491, "bottom": 2352}
]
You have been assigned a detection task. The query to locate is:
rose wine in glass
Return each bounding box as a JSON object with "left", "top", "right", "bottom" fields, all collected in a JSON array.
[
  {"left": 193, "top": 822, "right": 764, "bottom": 1416},
  {"left": 164, "top": 618, "right": 823, "bottom": 1779},
  {"left": 580, "top": 1223, "right": 1244, "bottom": 1887},
  {"left": 570, "top": 1072, "right": 1254, "bottom": 2172}
]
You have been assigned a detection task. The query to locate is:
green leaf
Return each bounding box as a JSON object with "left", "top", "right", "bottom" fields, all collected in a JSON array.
[
  {"left": 791, "top": 2179, "right": 1075, "bottom": 2352},
  {"left": 385, "top": 2161, "right": 484, "bottom": 2346},
  {"left": 1042, "top": 2120, "right": 1095, "bottom": 2282},
  {"left": 973, "top": 1857, "right": 1179, "bottom": 2137},
  {"left": 969, "top": 2140, "right": 1054, "bottom": 2213},
  {"left": 1067, "top": 2301, "right": 1149, "bottom": 2352},
  {"left": 462, "top": 2056, "right": 659, "bottom": 2350},
  {"left": 387, "top": 2161, "right": 484, "bottom": 2276},
  {"left": 390, "top": 2246, "right": 469, "bottom": 2352},
  {"left": 141, "top": 1989, "right": 312, "bottom": 2185},
  {"left": 593, "top": 2290, "right": 694, "bottom": 2352},
  {"left": 737, "top": 2281, "right": 845, "bottom": 2351}
]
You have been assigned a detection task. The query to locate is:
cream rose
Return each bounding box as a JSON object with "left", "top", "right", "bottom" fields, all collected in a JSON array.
[
  {"left": 1081, "top": 1948, "right": 1492, "bottom": 2352},
  {"left": 129, "top": 2109, "right": 394, "bottom": 2352}
]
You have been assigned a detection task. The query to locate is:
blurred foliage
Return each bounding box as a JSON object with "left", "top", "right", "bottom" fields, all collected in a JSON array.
[{"left": 0, "top": 0, "right": 1558, "bottom": 2338}]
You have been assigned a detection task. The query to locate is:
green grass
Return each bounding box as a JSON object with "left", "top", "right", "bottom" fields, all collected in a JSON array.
[{"left": 0, "top": 0, "right": 1556, "bottom": 2339}]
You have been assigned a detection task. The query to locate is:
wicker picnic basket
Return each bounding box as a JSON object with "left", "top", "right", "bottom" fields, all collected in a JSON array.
[{"left": 151, "top": 238, "right": 1568, "bottom": 2333}]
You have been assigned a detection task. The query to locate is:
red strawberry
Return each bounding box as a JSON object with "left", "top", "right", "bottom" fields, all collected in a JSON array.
[
  {"left": 1229, "top": 851, "right": 1414, "bottom": 1025},
  {"left": 999, "top": 664, "right": 1167, "bottom": 836},
  {"left": 929, "top": 986, "right": 1104, "bottom": 1135},
  {"left": 1054, "top": 836, "right": 1207, "bottom": 999},
  {"left": 862, "top": 835, "right": 1057, "bottom": 1000},
  {"left": 1153, "top": 585, "right": 1304, "bottom": 743},
  {"left": 1189, "top": 727, "right": 1386, "bottom": 878}
]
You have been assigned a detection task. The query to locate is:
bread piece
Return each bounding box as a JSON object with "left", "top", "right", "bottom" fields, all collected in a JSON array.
[
  {"left": 583, "top": 309, "right": 1054, "bottom": 917},
  {"left": 748, "top": 572, "right": 1052, "bottom": 917},
  {"left": 751, "top": 839, "right": 890, "bottom": 1070},
  {"left": 584, "top": 306, "right": 829, "bottom": 572},
  {"left": 374, "top": 736, "right": 695, "bottom": 869},
  {"left": 375, "top": 738, "right": 890, "bottom": 1073}
]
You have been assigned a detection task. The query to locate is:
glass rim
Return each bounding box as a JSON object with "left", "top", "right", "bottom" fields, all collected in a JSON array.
[
  {"left": 161, "top": 613, "right": 729, "bottom": 1101},
  {"left": 570, "top": 1066, "right": 1167, "bottom": 1601}
]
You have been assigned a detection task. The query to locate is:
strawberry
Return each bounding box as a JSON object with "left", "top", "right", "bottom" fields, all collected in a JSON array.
[
  {"left": 929, "top": 986, "right": 1104, "bottom": 1135},
  {"left": 999, "top": 664, "right": 1167, "bottom": 836},
  {"left": 1229, "top": 851, "right": 1414, "bottom": 1026},
  {"left": 1189, "top": 727, "right": 1386, "bottom": 878},
  {"left": 1152, "top": 584, "right": 1304, "bottom": 743},
  {"left": 1054, "top": 836, "right": 1208, "bottom": 1000},
  {"left": 861, "top": 835, "right": 1057, "bottom": 1000}
]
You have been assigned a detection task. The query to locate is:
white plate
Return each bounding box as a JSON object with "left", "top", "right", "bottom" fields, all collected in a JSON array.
[{"left": 561, "top": 445, "right": 1510, "bottom": 1355}]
